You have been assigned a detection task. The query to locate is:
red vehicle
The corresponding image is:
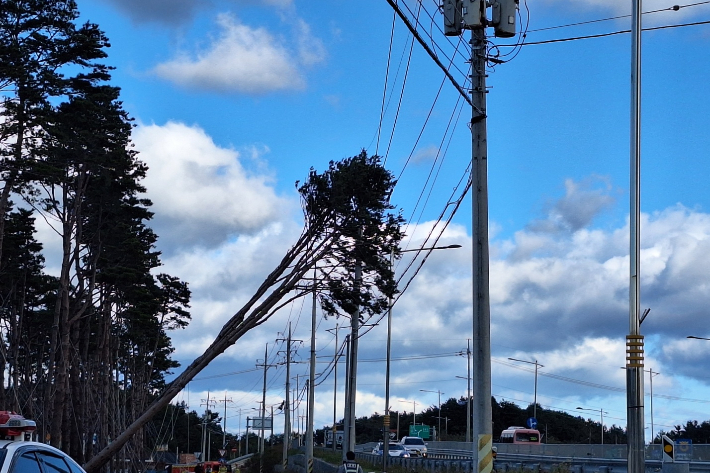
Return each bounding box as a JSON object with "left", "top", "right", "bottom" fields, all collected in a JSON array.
[{"left": 499, "top": 427, "right": 541, "bottom": 444}]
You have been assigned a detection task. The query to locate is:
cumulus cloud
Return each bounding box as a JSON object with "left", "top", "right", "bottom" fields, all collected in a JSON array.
[
  {"left": 491, "top": 204, "right": 710, "bottom": 355},
  {"left": 153, "top": 13, "right": 325, "bottom": 94},
  {"left": 140, "top": 165, "right": 710, "bottom": 424},
  {"left": 133, "top": 121, "right": 291, "bottom": 252}
]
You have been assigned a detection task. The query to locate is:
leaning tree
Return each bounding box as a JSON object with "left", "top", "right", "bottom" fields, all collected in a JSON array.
[{"left": 83, "top": 150, "right": 405, "bottom": 473}]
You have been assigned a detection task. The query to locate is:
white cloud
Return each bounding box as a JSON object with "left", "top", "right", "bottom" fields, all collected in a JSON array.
[
  {"left": 140, "top": 167, "right": 710, "bottom": 430},
  {"left": 133, "top": 121, "right": 291, "bottom": 251},
  {"left": 411, "top": 145, "right": 440, "bottom": 165},
  {"left": 153, "top": 13, "right": 324, "bottom": 94}
]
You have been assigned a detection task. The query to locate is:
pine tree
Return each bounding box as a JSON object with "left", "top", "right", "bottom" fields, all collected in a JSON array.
[{"left": 84, "top": 151, "right": 405, "bottom": 473}]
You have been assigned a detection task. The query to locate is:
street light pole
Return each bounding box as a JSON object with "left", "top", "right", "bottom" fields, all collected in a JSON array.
[
  {"left": 399, "top": 400, "right": 416, "bottom": 428},
  {"left": 508, "top": 358, "right": 543, "bottom": 420},
  {"left": 420, "top": 389, "right": 444, "bottom": 441},
  {"left": 383, "top": 244, "right": 461, "bottom": 469},
  {"left": 577, "top": 407, "right": 606, "bottom": 445},
  {"left": 649, "top": 368, "right": 659, "bottom": 444}
]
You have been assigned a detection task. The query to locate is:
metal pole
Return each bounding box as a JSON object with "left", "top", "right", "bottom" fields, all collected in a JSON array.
[
  {"left": 306, "top": 271, "right": 317, "bottom": 473},
  {"left": 470, "top": 19, "right": 493, "bottom": 473},
  {"left": 283, "top": 324, "right": 292, "bottom": 469},
  {"left": 438, "top": 391, "right": 441, "bottom": 441},
  {"left": 329, "top": 325, "right": 339, "bottom": 452},
  {"left": 628, "top": 1, "right": 645, "bottom": 472},
  {"left": 384, "top": 250, "right": 394, "bottom": 468},
  {"left": 508, "top": 358, "right": 543, "bottom": 424},
  {"left": 420, "top": 390, "right": 444, "bottom": 441},
  {"left": 533, "top": 361, "right": 538, "bottom": 420},
  {"left": 467, "top": 340, "right": 471, "bottom": 443},
  {"left": 223, "top": 396, "right": 227, "bottom": 449},
  {"left": 600, "top": 409, "right": 604, "bottom": 446},
  {"left": 650, "top": 368, "right": 659, "bottom": 444},
  {"left": 261, "top": 344, "right": 268, "bottom": 456}
]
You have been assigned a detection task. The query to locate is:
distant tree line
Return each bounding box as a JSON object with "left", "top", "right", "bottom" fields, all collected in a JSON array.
[
  {"left": 147, "top": 397, "right": 710, "bottom": 461},
  {"left": 314, "top": 397, "right": 710, "bottom": 445},
  {"left": 0, "top": 0, "right": 190, "bottom": 470}
]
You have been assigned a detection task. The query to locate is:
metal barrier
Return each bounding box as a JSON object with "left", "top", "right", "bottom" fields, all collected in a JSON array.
[{"left": 349, "top": 443, "right": 710, "bottom": 473}]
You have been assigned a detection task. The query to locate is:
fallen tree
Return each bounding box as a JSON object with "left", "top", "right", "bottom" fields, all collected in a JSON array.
[{"left": 83, "top": 150, "right": 404, "bottom": 473}]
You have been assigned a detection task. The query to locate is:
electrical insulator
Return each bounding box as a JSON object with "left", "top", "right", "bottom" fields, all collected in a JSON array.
[
  {"left": 443, "top": 0, "right": 462, "bottom": 36},
  {"left": 462, "top": 0, "right": 482, "bottom": 28},
  {"left": 491, "top": 0, "right": 518, "bottom": 38}
]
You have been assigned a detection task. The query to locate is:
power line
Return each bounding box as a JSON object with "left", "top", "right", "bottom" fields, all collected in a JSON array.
[
  {"left": 528, "top": 1, "right": 710, "bottom": 33},
  {"left": 508, "top": 18, "right": 710, "bottom": 47},
  {"left": 376, "top": 10, "right": 397, "bottom": 156},
  {"left": 384, "top": 0, "right": 472, "bottom": 106},
  {"left": 496, "top": 358, "right": 710, "bottom": 405}
]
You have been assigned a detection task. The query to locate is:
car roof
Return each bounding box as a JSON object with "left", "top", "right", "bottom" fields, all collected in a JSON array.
[{"left": 0, "top": 441, "right": 87, "bottom": 469}]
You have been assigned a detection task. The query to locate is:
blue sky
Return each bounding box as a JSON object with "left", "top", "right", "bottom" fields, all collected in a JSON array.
[{"left": 44, "top": 0, "right": 710, "bottom": 443}]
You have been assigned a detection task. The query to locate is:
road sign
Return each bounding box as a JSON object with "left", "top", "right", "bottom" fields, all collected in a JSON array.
[
  {"left": 527, "top": 417, "right": 538, "bottom": 429},
  {"left": 218, "top": 449, "right": 226, "bottom": 457},
  {"left": 676, "top": 439, "right": 692, "bottom": 462},
  {"left": 409, "top": 424, "right": 431, "bottom": 439},
  {"left": 662, "top": 435, "right": 675, "bottom": 462}
]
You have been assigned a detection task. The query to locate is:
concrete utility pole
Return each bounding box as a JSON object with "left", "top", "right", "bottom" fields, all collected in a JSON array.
[
  {"left": 343, "top": 263, "right": 361, "bottom": 456},
  {"left": 306, "top": 271, "right": 317, "bottom": 473},
  {"left": 342, "top": 334, "right": 351, "bottom": 454},
  {"left": 256, "top": 345, "right": 276, "bottom": 473},
  {"left": 453, "top": 0, "right": 517, "bottom": 471},
  {"left": 201, "top": 392, "right": 216, "bottom": 462},
  {"left": 293, "top": 373, "right": 308, "bottom": 446},
  {"left": 219, "top": 394, "right": 233, "bottom": 451},
  {"left": 260, "top": 345, "right": 268, "bottom": 455},
  {"left": 326, "top": 325, "right": 343, "bottom": 453},
  {"left": 466, "top": 339, "right": 471, "bottom": 443},
  {"left": 277, "top": 324, "right": 298, "bottom": 470},
  {"left": 470, "top": 21, "right": 493, "bottom": 473},
  {"left": 627, "top": 1, "right": 645, "bottom": 473}
]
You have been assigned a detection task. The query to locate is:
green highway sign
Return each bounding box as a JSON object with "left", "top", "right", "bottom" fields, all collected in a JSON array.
[{"left": 409, "top": 424, "right": 431, "bottom": 439}]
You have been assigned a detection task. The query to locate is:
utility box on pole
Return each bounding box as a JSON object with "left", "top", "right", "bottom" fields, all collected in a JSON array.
[
  {"left": 443, "top": 0, "right": 462, "bottom": 36},
  {"left": 461, "top": 0, "right": 482, "bottom": 28},
  {"left": 491, "top": 0, "right": 518, "bottom": 37}
]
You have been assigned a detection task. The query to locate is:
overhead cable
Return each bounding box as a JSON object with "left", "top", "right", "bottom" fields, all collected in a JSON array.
[{"left": 384, "top": 0, "right": 472, "bottom": 106}]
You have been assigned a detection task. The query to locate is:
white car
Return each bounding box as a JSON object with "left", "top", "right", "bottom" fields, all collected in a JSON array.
[
  {"left": 372, "top": 442, "right": 410, "bottom": 457},
  {"left": 399, "top": 436, "right": 428, "bottom": 458},
  {"left": 0, "top": 440, "right": 87, "bottom": 473},
  {"left": 0, "top": 411, "right": 86, "bottom": 473}
]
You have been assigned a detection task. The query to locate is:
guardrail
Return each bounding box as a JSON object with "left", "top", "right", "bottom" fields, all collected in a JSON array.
[{"left": 351, "top": 443, "right": 710, "bottom": 473}]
